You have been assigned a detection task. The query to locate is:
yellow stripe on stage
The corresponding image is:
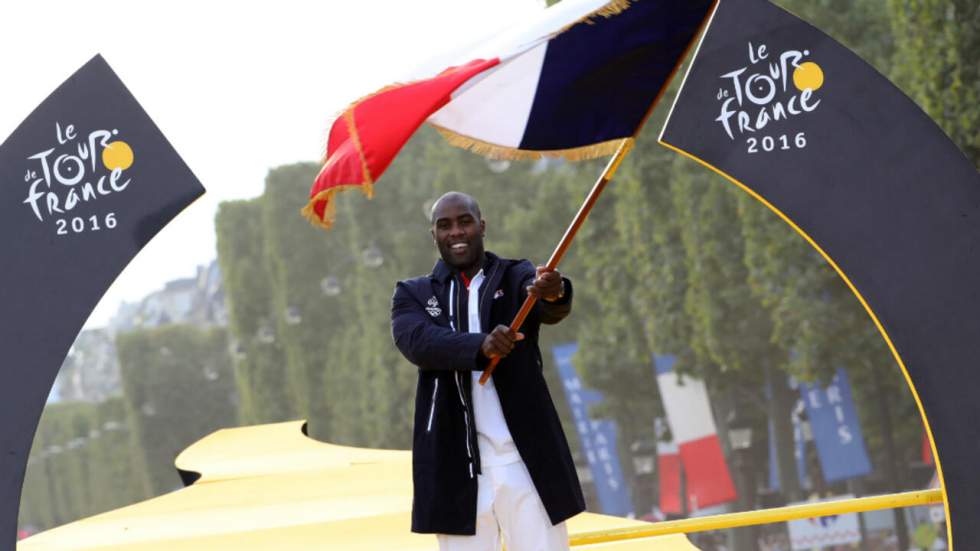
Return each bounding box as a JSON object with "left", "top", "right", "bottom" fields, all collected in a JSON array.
[{"left": 570, "top": 489, "right": 944, "bottom": 546}]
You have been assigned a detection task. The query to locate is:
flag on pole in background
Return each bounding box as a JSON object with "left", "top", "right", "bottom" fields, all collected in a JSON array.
[
  {"left": 305, "top": 0, "right": 714, "bottom": 228},
  {"left": 653, "top": 355, "right": 737, "bottom": 511},
  {"left": 0, "top": 55, "right": 204, "bottom": 548},
  {"left": 660, "top": 0, "right": 980, "bottom": 545}
]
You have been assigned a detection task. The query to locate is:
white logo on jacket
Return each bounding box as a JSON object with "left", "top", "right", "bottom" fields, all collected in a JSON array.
[{"left": 425, "top": 296, "right": 442, "bottom": 317}]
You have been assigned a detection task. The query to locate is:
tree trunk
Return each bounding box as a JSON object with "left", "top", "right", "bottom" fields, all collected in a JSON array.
[{"left": 767, "top": 361, "right": 803, "bottom": 503}]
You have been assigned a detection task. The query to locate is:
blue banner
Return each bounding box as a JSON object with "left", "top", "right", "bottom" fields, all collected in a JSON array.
[
  {"left": 798, "top": 368, "right": 872, "bottom": 482},
  {"left": 552, "top": 343, "right": 633, "bottom": 517}
]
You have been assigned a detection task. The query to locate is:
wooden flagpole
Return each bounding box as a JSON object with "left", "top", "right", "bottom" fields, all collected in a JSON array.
[{"left": 479, "top": 138, "right": 634, "bottom": 385}]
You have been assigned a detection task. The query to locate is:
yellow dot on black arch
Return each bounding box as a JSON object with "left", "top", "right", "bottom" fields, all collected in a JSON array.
[
  {"left": 793, "top": 62, "right": 824, "bottom": 92},
  {"left": 102, "top": 141, "right": 134, "bottom": 171}
]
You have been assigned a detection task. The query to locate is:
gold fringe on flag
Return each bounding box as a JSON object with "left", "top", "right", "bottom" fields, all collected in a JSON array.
[
  {"left": 303, "top": 110, "right": 376, "bottom": 230},
  {"left": 319, "top": 83, "right": 408, "bottom": 165},
  {"left": 301, "top": 180, "right": 375, "bottom": 230},
  {"left": 558, "top": 0, "right": 632, "bottom": 34},
  {"left": 433, "top": 124, "right": 630, "bottom": 162},
  {"left": 345, "top": 110, "right": 375, "bottom": 185}
]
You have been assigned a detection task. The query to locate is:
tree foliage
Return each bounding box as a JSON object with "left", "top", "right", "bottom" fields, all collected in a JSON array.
[
  {"left": 888, "top": 0, "right": 979, "bottom": 166},
  {"left": 116, "top": 326, "right": 238, "bottom": 495},
  {"left": 20, "top": 399, "right": 148, "bottom": 530}
]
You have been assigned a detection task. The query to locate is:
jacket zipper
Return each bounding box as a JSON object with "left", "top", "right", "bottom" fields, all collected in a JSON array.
[
  {"left": 449, "top": 278, "right": 475, "bottom": 479},
  {"left": 455, "top": 371, "right": 474, "bottom": 478},
  {"left": 477, "top": 263, "right": 499, "bottom": 333},
  {"left": 426, "top": 379, "right": 439, "bottom": 432}
]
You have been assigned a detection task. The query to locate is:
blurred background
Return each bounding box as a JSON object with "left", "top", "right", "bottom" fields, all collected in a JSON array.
[{"left": 19, "top": 1, "right": 976, "bottom": 550}]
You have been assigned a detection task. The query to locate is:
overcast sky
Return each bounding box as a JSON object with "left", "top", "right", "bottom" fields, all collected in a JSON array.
[{"left": 0, "top": 0, "right": 546, "bottom": 328}]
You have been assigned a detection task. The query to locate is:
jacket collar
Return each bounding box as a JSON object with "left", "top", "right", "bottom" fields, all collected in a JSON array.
[{"left": 431, "top": 251, "right": 499, "bottom": 284}]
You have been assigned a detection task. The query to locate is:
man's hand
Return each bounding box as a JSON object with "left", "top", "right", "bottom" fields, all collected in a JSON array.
[
  {"left": 526, "top": 266, "right": 564, "bottom": 302},
  {"left": 481, "top": 324, "right": 525, "bottom": 359}
]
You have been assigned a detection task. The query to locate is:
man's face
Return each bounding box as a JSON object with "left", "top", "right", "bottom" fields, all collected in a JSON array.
[{"left": 431, "top": 197, "right": 485, "bottom": 273}]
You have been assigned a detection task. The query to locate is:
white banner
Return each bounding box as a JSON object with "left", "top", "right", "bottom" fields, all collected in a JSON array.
[{"left": 787, "top": 495, "right": 861, "bottom": 550}]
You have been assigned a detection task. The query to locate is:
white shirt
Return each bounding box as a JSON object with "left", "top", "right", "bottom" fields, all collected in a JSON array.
[{"left": 466, "top": 271, "right": 521, "bottom": 467}]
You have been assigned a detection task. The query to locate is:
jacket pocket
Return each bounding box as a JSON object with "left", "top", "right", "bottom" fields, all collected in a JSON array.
[{"left": 426, "top": 378, "right": 439, "bottom": 432}]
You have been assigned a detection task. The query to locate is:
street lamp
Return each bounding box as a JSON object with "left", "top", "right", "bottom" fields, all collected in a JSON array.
[
  {"left": 257, "top": 323, "right": 275, "bottom": 344},
  {"left": 726, "top": 408, "right": 757, "bottom": 551},
  {"left": 728, "top": 425, "right": 753, "bottom": 453},
  {"left": 103, "top": 420, "right": 123, "bottom": 432},
  {"left": 362, "top": 245, "right": 384, "bottom": 268},
  {"left": 203, "top": 364, "right": 220, "bottom": 381},
  {"left": 284, "top": 306, "right": 302, "bottom": 325},
  {"left": 229, "top": 340, "right": 247, "bottom": 361},
  {"left": 320, "top": 245, "right": 385, "bottom": 296},
  {"left": 320, "top": 276, "right": 341, "bottom": 297},
  {"left": 631, "top": 439, "right": 656, "bottom": 475},
  {"left": 726, "top": 406, "right": 755, "bottom": 454},
  {"left": 631, "top": 438, "right": 658, "bottom": 518}
]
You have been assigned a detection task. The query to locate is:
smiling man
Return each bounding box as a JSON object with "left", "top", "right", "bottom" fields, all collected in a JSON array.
[{"left": 391, "top": 191, "right": 584, "bottom": 551}]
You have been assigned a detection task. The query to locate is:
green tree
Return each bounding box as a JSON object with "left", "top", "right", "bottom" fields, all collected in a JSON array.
[
  {"left": 887, "top": 0, "right": 979, "bottom": 166},
  {"left": 20, "top": 398, "right": 147, "bottom": 532},
  {"left": 216, "top": 199, "right": 295, "bottom": 424},
  {"left": 257, "top": 163, "right": 351, "bottom": 437},
  {"left": 776, "top": 0, "right": 895, "bottom": 72},
  {"left": 116, "top": 326, "right": 238, "bottom": 495}
]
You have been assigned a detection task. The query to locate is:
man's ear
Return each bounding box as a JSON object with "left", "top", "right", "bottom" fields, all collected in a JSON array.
[
  {"left": 430, "top": 227, "right": 437, "bottom": 243},
  {"left": 480, "top": 219, "right": 486, "bottom": 237}
]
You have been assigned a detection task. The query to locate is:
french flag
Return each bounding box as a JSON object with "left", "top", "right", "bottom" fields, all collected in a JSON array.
[
  {"left": 305, "top": 0, "right": 714, "bottom": 228},
  {"left": 654, "top": 355, "right": 737, "bottom": 511}
]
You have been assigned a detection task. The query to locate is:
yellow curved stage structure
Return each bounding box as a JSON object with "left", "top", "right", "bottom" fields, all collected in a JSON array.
[{"left": 18, "top": 421, "right": 699, "bottom": 550}]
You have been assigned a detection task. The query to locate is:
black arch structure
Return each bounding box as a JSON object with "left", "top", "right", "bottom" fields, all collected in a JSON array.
[
  {"left": 0, "top": 55, "right": 204, "bottom": 549},
  {"left": 660, "top": 0, "right": 979, "bottom": 548}
]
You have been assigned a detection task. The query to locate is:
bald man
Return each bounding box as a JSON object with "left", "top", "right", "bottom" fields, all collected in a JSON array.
[{"left": 391, "top": 192, "right": 584, "bottom": 551}]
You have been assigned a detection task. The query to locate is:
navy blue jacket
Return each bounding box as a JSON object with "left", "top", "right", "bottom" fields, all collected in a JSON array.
[{"left": 391, "top": 252, "right": 585, "bottom": 535}]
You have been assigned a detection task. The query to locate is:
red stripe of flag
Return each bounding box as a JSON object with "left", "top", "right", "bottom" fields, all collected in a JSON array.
[
  {"left": 658, "top": 451, "right": 683, "bottom": 515},
  {"left": 304, "top": 57, "right": 499, "bottom": 228},
  {"left": 679, "top": 435, "right": 737, "bottom": 511}
]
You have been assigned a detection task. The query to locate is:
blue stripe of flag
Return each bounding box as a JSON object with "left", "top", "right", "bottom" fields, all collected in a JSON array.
[{"left": 519, "top": 0, "right": 713, "bottom": 151}]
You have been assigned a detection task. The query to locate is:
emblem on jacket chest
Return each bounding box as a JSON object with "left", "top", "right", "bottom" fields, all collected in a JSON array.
[{"left": 425, "top": 296, "right": 442, "bottom": 317}]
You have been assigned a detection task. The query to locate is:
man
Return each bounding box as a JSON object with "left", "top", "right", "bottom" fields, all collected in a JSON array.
[{"left": 391, "top": 192, "right": 585, "bottom": 550}]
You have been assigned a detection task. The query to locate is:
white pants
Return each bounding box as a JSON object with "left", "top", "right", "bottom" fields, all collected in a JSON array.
[{"left": 437, "top": 461, "right": 569, "bottom": 551}]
